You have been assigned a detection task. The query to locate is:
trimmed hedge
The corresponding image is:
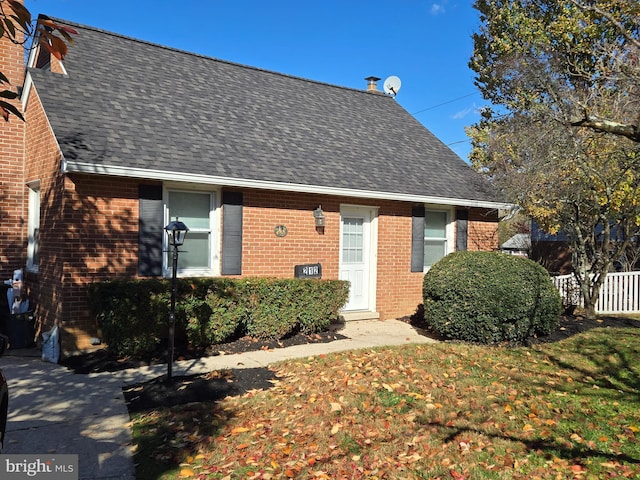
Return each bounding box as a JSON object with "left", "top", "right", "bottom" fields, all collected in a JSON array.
[
  {"left": 87, "top": 277, "right": 349, "bottom": 356},
  {"left": 423, "top": 251, "right": 561, "bottom": 344},
  {"left": 87, "top": 279, "right": 169, "bottom": 357}
]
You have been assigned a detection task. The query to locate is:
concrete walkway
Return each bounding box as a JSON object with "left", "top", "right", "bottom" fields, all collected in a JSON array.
[
  {"left": 1, "top": 353, "right": 136, "bottom": 480},
  {"left": 1, "top": 319, "right": 435, "bottom": 479}
]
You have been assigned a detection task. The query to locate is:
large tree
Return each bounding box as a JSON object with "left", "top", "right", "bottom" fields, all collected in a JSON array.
[
  {"left": 0, "top": 0, "right": 75, "bottom": 120},
  {"left": 468, "top": 0, "right": 640, "bottom": 319}
]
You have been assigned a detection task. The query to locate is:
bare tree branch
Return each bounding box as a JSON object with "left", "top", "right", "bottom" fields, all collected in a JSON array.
[{"left": 570, "top": 114, "right": 640, "bottom": 142}]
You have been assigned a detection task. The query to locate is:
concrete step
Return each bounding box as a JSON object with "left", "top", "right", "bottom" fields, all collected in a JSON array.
[{"left": 339, "top": 310, "right": 380, "bottom": 322}]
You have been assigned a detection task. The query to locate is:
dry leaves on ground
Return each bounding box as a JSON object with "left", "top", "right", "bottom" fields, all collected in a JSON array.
[{"left": 131, "top": 325, "right": 640, "bottom": 479}]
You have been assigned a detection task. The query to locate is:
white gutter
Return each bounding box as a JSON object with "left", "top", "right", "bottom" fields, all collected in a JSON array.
[
  {"left": 63, "top": 160, "right": 513, "bottom": 210},
  {"left": 21, "top": 71, "right": 33, "bottom": 112}
]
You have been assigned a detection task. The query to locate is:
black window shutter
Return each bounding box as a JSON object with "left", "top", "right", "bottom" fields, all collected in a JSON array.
[
  {"left": 138, "top": 185, "right": 164, "bottom": 276},
  {"left": 456, "top": 209, "right": 469, "bottom": 251},
  {"left": 221, "top": 192, "right": 243, "bottom": 275},
  {"left": 411, "top": 205, "right": 425, "bottom": 272}
]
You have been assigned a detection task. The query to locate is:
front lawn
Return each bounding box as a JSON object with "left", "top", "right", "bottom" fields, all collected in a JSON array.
[{"left": 130, "top": 325, "right": 640, "bottom": 479}]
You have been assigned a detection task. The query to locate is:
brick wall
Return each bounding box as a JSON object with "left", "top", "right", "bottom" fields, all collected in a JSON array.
[
  {"left": 23, "top": 83, "right": 143, "bottom": 350},
  {"left": 239, "top": 190, "right": 422, "bottom": 320},
  {"left": 24, "top": 85, "right": 64, "bottom": 339},
  {"left": 0, "top": 0, "right": 26, "bottom": 279},
  {"left": 22, "top": 79, "right": 142, "bottom": 351},
  {"left": 239, "top": 190, "right": 498, "bottom": 321},
  {"left": 376, "top": 200, "right": 424, "bottom": 320},
  {"left": 22, "top": 171, "right": 498, "bottom": 351},
  {"left": 241, "top": 190, "right": 340, "bottom": 278},
  {"left": 468, "top": 208, "right": 499, "bottom": 251},
  {"left": 59, "top": 174, "right": 140, "bottom": 351}
]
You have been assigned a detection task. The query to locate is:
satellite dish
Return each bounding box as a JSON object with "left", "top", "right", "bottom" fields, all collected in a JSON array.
[{"left": 383, "top": 75, "right": 402, "bottom": 96}]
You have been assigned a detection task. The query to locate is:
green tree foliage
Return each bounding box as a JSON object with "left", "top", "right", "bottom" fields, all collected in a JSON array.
[
  {"left": 0, "top": 0, "right": 76, "bottom": 120},
  {"left": 471, "top": 0, "right": 640, "bottom": 143},
  {"left": 468, "top": 0, "right": 640, "bottom": 318}
]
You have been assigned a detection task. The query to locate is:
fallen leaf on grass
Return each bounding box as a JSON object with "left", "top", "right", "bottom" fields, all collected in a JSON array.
[
  {"left": 231, "top": 426, "right": 250, "bottom": 434},
  {"left": 570, "top": 433, "right": 583, "bottom": 443},
  {"left": 450, "top": 469, "right": 465, "bottom": 480}
]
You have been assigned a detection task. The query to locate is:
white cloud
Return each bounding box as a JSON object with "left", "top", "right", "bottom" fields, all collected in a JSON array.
[
  {"left": 451, "top": 103, "right": 480, "bottom": 120},
  {"left": 430, "top": 3, "right": 446, "bottom": 15}
]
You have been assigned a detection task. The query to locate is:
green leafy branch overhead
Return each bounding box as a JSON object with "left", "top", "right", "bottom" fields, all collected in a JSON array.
[
  {"left": 471, "top": 0, "right": 640, "bottom": 143},
  {"left": 0, "top": 0, "right": 76, "bottom": 121}
]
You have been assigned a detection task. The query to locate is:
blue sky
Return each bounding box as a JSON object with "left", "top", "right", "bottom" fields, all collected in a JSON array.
[{"left": 26, "top": 0, "right": 485, "bottom": 161}]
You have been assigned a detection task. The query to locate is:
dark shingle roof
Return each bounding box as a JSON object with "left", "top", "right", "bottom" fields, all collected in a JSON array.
[{"left": 28, "top": 19, "right": 502, "bottom": 206}]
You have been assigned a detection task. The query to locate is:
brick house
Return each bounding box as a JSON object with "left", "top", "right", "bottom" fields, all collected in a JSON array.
[{"left": 1, "top": 14, "right": 509, "bottom": 353}]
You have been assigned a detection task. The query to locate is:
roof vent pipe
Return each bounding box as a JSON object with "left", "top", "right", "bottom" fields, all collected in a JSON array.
[{"left": 365, "top": 76, "right": 381, "bottom": 92}]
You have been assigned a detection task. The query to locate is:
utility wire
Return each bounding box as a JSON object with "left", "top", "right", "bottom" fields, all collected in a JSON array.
[
  {"left": 412, "top": 92, "right": 478, "bottom": 115},
  {"left": 446, "top": 139, "right": 470, "bottom": 146}
]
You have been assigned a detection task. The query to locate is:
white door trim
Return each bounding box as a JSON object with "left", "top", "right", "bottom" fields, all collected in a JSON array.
[{"left": 339, "top": 205, "right": 378, "bottom": 312}]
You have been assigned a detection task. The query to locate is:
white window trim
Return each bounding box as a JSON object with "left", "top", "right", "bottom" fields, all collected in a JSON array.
[
  {"left": 163, "top": 185, "right": 221, "bottom": 277},
  {"left": 423, "top": 205, "right": 454, "bottom": 272},
  {"left": 26, "top": 181, "right": 41, "bottom": 273}
]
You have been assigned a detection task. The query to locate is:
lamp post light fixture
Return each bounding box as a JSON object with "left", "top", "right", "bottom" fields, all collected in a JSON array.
[{"left": 164, "top": 218, "right": 189, "bottom": 381}]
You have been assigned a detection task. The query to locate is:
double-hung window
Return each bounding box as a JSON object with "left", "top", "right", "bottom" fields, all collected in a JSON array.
[
  {"left": 165, "top": 190, "right": 216, "bottom": 275},
  {"left": 27, "top": 183, "right": 41, "bottom": 272},
  {"left": 424, "top": 210, "right": 449, "bottom": 269}
]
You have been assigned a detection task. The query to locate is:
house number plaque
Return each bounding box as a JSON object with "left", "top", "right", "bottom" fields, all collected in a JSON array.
[{"left": 294, "top": 263, "right": 322, "bottom": 279}]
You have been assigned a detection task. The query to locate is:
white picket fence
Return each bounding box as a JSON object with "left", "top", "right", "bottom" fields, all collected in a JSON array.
[{"left": 552, "top": 271, "right": 640, "bottom": 314}]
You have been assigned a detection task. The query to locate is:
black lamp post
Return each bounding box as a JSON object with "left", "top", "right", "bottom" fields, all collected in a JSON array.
[{"left": 164, "top": 218, "right": 189, "bottom": 381}]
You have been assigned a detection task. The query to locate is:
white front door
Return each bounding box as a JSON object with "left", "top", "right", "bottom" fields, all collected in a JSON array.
[{"left": 340, "top": 207, "right": 372, "bottom": 311}]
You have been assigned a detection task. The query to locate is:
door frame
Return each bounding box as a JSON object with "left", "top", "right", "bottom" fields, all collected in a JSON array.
[{"left": 339, "top": 204, "right": 378, "bottom": 312}]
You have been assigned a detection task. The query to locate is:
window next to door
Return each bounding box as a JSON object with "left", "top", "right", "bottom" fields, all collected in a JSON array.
[
  {"left": 27, "top": 183, "right": 40, "bottom": 273},
  {"left": 424, "top": 209, "right": 453, "bottom": 269},
  {"left": 165, "top": 189, "right": 218, "bottom": 276}
]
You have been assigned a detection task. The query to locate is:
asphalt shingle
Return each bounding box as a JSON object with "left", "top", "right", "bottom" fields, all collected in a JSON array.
[{"left": 29, "top": 18, "right": 501, "bottom": 205}]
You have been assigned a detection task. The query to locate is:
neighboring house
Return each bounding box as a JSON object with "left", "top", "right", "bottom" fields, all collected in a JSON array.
[
  {"left": 1, "top": 14, "right": 510, "bottom": 353},
  {"left": 499, "top": 233, "right": 530, "bottom": 257},
  {"left": 531, "top": 221, "right": 640, "bottom": 275},
  {"left": 529, "top": 222, "right": 572, "bottom": 274}
]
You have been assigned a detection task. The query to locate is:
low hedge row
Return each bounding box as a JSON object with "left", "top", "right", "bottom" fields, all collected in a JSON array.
[{"left": 87, "top": 277, "right": 349, "bottom": 357}]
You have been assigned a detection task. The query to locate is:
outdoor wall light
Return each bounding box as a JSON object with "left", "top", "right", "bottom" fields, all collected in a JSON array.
[
  {"left": 164, "top": 218, "right": 189, "bottom": 381},
  {"left": 313, "top": 205, "right": 326, "bottom": 228}
]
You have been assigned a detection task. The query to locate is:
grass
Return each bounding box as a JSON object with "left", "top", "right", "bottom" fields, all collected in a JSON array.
[{"left": 130, "top": 323, "right": 640, "bottom": 479}]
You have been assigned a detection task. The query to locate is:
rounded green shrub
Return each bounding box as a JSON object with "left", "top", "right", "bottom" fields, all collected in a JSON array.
[{"left": 423, "top": 251, "right": 561, "bottom": 344}]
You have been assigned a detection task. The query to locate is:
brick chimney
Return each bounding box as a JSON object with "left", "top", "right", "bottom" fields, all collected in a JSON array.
[
  {"left": 0, "top": 0, "right": 26, "bottom": 88},
  {"left": 0, "top": 0, "right": 27, "bottom": 278}
]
